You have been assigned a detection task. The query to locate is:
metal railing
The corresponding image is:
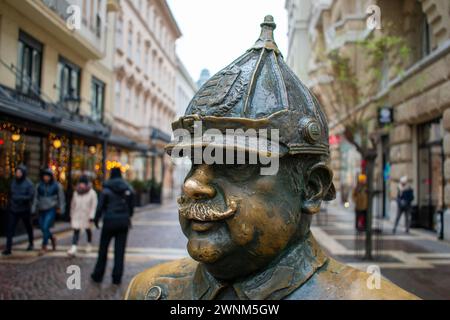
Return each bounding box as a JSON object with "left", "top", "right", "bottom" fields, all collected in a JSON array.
[
  {"left": 0, "top": 57, "right": 109, "bottom": 133},
  {"left": 41, "top": 0, "right": 71, "bottom": 21}
]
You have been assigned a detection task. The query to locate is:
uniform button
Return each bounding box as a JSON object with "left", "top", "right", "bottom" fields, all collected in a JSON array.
[{"left": 146, "top": 286, "right": 162, "bottom": 300}]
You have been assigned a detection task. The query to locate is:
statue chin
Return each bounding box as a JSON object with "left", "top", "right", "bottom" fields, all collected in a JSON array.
[{"left": 187, "top": 239, "right": 224, "bottom": 264}]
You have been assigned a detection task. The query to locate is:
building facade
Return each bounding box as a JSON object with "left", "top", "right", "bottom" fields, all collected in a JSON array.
[
  {"left": 286, "top": 0, "right": 450, "bottom": 238},
  {"left": 173, "top": 55, "right": 197, "bottom": 195},
  {"left": 285, "top": 0, "right": 314, "bottom": 83},
  {"left": 111, "top": 0, "right": 181, "bottom": 199},
  {"left": 0, "top": 0, "right": 122, "bottom": 233},
  {"left": 0, "top": 0, "right": 188, "bottom": 236}
]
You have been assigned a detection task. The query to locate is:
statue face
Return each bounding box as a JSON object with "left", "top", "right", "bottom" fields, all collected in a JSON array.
[{"left": 178, "top": 158, "right": 304, "bottom": 279}]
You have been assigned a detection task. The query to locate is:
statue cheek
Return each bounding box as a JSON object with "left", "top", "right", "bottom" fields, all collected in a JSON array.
[
  {"left": 254, "top": 176, "right": 277, "bottom": 194},
  {"left": 254, "top": 207, "right": 297, "bottom": 257},
  {"left": 226, "top": 198, "right": 262, "bottom": 246}
]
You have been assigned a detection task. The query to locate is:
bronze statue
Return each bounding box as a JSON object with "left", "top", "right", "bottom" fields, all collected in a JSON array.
[{"left": 125, "top": 16, "right": 418, "bottom": 300}]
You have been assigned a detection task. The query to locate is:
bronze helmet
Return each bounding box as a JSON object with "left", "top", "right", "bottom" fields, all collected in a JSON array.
[{"left": 166, "top": 15, "right": 330, "bottom": 160}]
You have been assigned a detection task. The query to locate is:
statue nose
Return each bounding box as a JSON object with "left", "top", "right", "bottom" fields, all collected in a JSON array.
[{"left": 183, "top": 165, "right": 216, "bottom": 200}]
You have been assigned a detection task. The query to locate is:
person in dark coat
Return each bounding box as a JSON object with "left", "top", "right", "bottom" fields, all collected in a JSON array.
[
  {"left": 2, "top": 165, "right": 35, "bottom": 256},
  {"left": 91, "top": 167, "right": 134, "bottom": 285},
  {"left": 393, "top": 176, "right": 414, "bottom": 234},
  {"left": 32, "top": 168, "right": 65, "bottom": 254}
]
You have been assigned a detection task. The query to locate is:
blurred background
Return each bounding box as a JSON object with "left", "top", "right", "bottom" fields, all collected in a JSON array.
[{"left": 0, "top": 0, "right": 450, "bottom": 300}]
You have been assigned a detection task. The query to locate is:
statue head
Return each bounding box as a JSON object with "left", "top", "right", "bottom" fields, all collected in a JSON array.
[{"left": 166, "top": 16, "right": 335, "bottom": 280}]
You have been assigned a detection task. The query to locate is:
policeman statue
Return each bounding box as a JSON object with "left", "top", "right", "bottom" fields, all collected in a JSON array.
[{"left": 126, "top": 16, "right": 417, "bottom": 300}]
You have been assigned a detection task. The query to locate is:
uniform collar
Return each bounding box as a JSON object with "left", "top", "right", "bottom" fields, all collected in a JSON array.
[{"left": 193, "top": 232, "right": 328, "bottom": 300}]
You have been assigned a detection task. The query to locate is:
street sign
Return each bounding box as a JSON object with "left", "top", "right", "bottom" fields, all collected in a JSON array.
[{"left": 378, "top": 106, "right": 393, "bottom": 126}]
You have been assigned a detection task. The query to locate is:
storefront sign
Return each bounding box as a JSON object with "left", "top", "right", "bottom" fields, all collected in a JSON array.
[{"left": 378, "top": 106, "right": 393, "bottom": 126}]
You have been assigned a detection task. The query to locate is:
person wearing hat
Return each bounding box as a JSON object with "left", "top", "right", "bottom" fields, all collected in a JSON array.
[
  {"left": 32, "top": 168, "right": 65, "bottom": 255},
  {"left": 67, "top": 175, "right": 97, "bottom": 257},
  {"left": 2, "top": 165, "right": 35, "bottom": 256},
  {"left": 91, "top": 167, "right": 134, "bottom": 285},
  {"left": 393, "top": 176, "right": 414, "bottom": 234},
  {"left": 125, "top": 16, "right": 417, "bottom": 300},
  {"left": 352, "top": 174, "right": 368, "bottom": 232}
]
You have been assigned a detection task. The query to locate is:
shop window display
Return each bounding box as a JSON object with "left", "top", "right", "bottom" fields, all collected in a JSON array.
[{"left": 72, "top": 139, "right": 104, "bottom": 190}]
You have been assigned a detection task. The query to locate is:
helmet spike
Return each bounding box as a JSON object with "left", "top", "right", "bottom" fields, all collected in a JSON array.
[{"left": 251, "top": 15, "right": 280, "bottom": 54}]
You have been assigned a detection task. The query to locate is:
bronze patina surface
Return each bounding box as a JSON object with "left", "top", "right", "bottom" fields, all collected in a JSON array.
[{"left": 126, "top": 16, "right": 418, "bottom": 300}]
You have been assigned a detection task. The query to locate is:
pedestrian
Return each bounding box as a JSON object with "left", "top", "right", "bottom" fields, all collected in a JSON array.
[
  {"left": 2, "top": 165, "right": 35, "bottom": 256},
  {"left": 393, "top": 176, "right": 414, "bottom": 234},
  {"left": 91, "top": 167, "right": 134, "bottom": 285},
  {"left": 31, "top": 168, "right": 65, "bottom": 255},
  {"left": 352, "top": 174, "right": 368, "bottom": 232},
  {"left": 67, "top": 175, "right": 97, "bottom": 257}
]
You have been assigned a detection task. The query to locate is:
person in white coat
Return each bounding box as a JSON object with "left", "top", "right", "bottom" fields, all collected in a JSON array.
[{"left": 68, "top": 175, "right": 98, "bottom": 256}]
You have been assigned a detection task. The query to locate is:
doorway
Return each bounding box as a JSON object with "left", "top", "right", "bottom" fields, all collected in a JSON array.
[{"left": 417, "top": 119, "right": 444, "bottom": 230}]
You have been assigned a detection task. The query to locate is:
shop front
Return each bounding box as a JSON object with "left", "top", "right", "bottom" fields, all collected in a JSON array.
[
  {"left": 0, "top": 116, "right": 107, "bottom": 235},
  {"left": 107, "top": 135, "right": 150, "bottom": 206},
  {"left": 414, "top": 118, "right": 445, "bottom": 231},
  {"left": 0, "top": 84, "right": 109, "bottom": 235}
]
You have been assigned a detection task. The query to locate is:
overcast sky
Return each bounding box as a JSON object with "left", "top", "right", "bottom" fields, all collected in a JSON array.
[{"left": 167, "top": 0, "right": 288, "bottom": 83}]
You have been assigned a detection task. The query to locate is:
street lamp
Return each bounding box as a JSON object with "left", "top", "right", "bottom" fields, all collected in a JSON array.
[{"left": 63, "top": 96, "right": 81, "bottom": 114}]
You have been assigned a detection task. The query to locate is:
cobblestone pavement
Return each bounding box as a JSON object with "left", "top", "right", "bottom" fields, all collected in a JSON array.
[
  {"left": 0, "top": 200, "right": 187, "bottom": 300},
  {"left": 312, "top": 204, "right": 450, "bottom": 300},
  {"left": 1, "top": 200, "right": 450, "bottom": 299}
]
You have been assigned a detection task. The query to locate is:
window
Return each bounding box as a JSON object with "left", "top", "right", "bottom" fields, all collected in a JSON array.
[
  {"left": 144, "top": 45, "right": 149, "bottom": 72},
  {"left": 16, "top": 30, "right": 43, "bottom": 96},
  {"left": 115, "top": 80, "right": 121, "bottom": 113},
  {"left": 136, "top": 33, "right": 141, "bottom": 66},
  {"left": 379, "top": 56, "right": 389, "bottom": 90},
  {"left": 420, "top": 15, "right": 432, "bottom": 58},
  {"left": 57, "top": 57, "right": 81, "bottom": 103},
  {"left": 127, "top": 24, "right": 133, "bottom": 58},
  {"left": 91, "top": 77, "right": 105, "bottom": 121},
  {"left": 126, "top": 86, "right": 131, "bottom": 115},
  {"left": 135, "top": 92, "right": 140, "bottom": 110},
  {"left": 116, "top": 18, "right": 123, "bottom": 49}
]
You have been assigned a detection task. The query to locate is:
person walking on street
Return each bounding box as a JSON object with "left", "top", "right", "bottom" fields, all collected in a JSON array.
[
  {"left": 352, "top": 174, "right": 368, "bottom": 232},
  {"left": 67, "top": 175, "right": 97, "bottom": 257},
  {"left": 2, "top": 165, "right": 35, "bottom": 256},
  {"left": 91, "top": 167, "right": 134, "bottom": 285},
  {"left": 32, "top": 168, "right": 65, "bottom": 255},
  {"left": 393, "top": 175, "right": 414, "bottom": 234}
]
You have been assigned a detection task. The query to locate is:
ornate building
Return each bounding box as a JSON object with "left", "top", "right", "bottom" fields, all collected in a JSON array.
[
  {"left": 287, "top": 0, "right": 450, "bottom": 238},
  {"left": 110, "top": 0, "right": 181, "bottom": 197},
  {"left": 173, "top": 55, "right": 197, "bottom": 195},
  {"left": 0, "top": 0, "right": 120, "bottom": 233}
]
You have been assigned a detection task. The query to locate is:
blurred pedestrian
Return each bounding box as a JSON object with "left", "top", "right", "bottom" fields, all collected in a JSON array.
[
  {"left": 91, "top": 167, "right": 134, "bottom": 285},
  {"left": 352, "top": 174, "right": 368, "bottom": 232},
  {"left": 32, "top": 168, "right": 65, "bottom": 255},
  {"left": 2, "top": 165, "right": 34, "bottom": 256},
  {"left": 67, "top": 175, "right": 97, "bottom": 257},
  {"left": 393, "top": 176, "right": 414, "bottom": 234}
]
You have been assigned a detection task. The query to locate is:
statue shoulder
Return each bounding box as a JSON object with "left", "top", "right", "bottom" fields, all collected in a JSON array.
[
  {"left": 318, "top": 258, "right": 420, "bottom": 300},
  {"left": 125, "top": 258, "right": 198, "bottom": 300}
]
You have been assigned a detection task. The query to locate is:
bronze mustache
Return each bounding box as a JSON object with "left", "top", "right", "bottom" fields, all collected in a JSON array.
[{"left": 177, "top": 196, "right": 237, "bottom": 221}]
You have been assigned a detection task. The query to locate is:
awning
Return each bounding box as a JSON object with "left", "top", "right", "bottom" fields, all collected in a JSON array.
[
  {"left": 108, "top": 134, "right": 149, "bottom": 152},
  {"left": 0, "top": 86, "right": 109, "bottom": 140}
]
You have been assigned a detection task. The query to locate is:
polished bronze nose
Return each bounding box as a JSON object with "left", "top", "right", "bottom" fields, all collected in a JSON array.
[{"left": 183, "top": 165, "right": 216, "bottom": 200}]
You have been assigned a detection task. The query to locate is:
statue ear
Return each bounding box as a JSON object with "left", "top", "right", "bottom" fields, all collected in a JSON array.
[{"left": 302, "top": 163, "right": 334, "bottom": 214}]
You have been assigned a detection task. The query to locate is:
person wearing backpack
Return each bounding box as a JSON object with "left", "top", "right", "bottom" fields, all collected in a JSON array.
[
  {"left": 91, "top": 167, "right": 135, "bottom": 285},
  {"left": 393, "top": 176, "right": 414, "bottom": 234}
]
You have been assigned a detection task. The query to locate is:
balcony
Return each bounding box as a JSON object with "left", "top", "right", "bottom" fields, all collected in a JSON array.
[
  {"left": 41, "top": 0, "right": 71, "bottom": 21},
  {"left": 5, "top": 0, "right": 106, "bottom": 60}
]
